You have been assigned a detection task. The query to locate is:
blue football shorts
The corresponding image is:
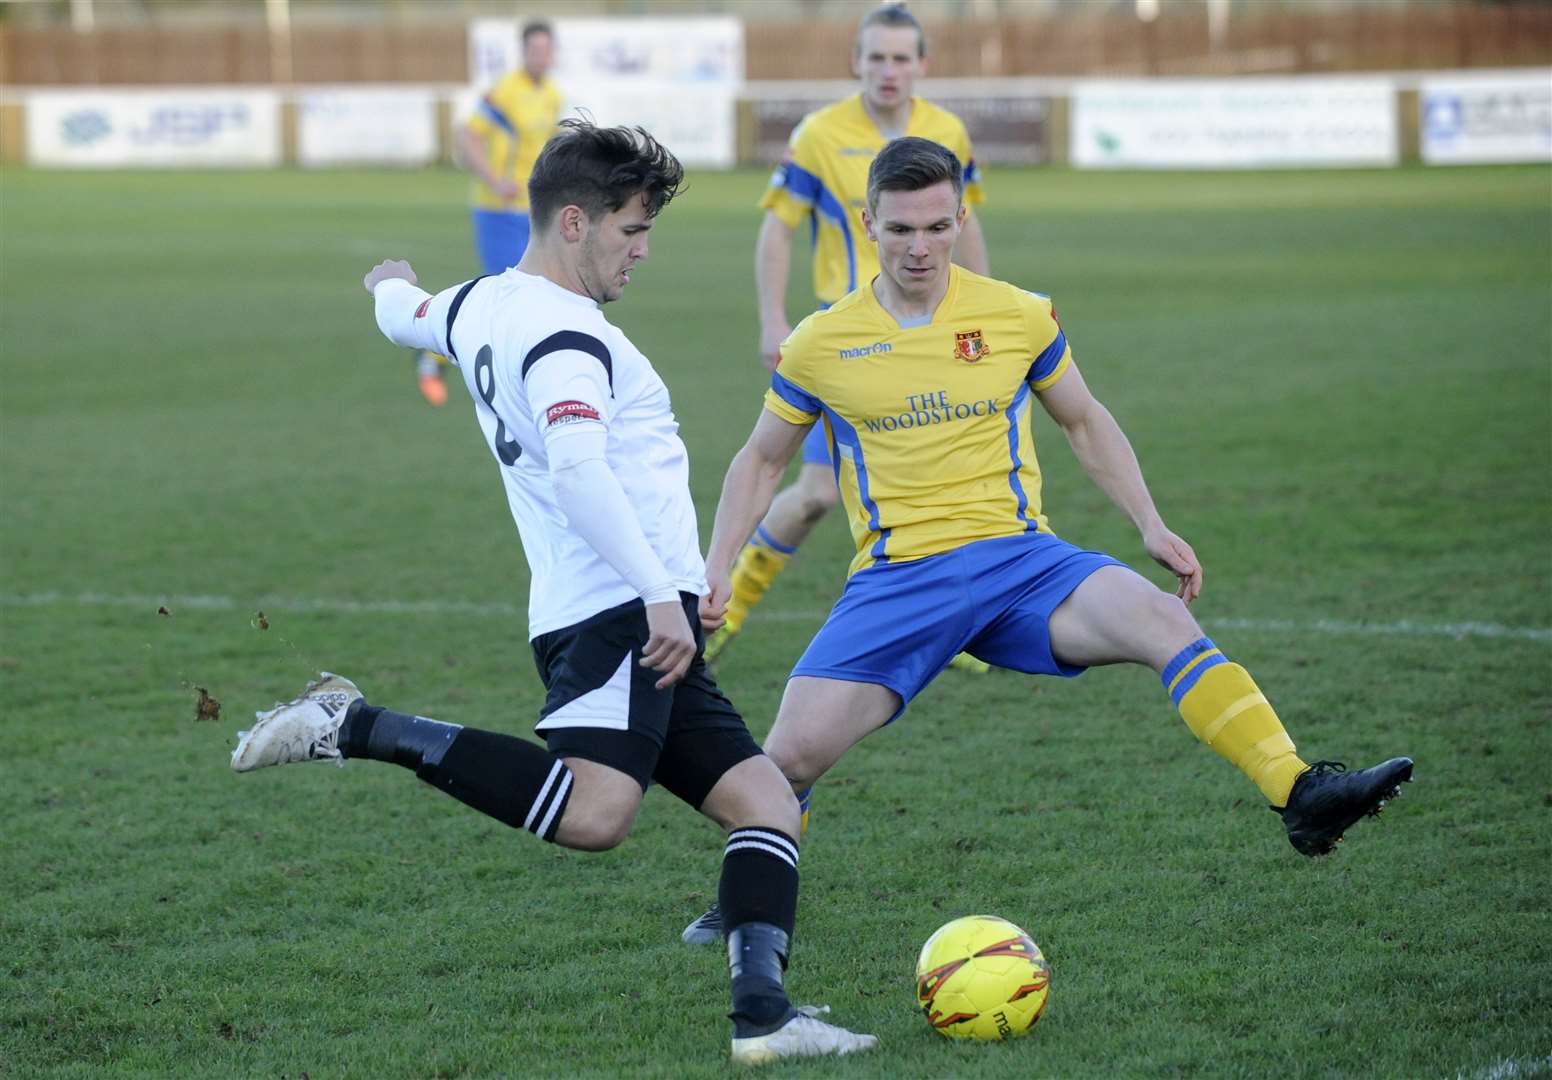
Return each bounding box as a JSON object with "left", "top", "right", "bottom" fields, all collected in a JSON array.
[
  {"left": 471, "top": 209, "right": 531, "bottom": 276},
  {"left": 790, "top": 531, "right": 1123, "bottom": 720}
]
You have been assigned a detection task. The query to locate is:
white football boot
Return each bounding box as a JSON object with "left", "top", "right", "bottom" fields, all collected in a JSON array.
[
  {"left": 230, "top": 672, "right": 362, "bottom": 773},
  {"left": 730, "top": 1005, "right": 878, "bottom": 1067}
]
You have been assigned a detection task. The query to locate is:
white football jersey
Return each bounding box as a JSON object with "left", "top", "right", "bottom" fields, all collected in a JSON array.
[{"left": 393, "top": 270, "right": 707, "bottom": 637}]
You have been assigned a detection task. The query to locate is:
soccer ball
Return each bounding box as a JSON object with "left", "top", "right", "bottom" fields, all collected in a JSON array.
[{"left": 915, "top": 915, "right": 1050, "bottom": 1040}]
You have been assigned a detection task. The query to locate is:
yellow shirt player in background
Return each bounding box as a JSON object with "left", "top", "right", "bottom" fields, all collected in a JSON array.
[
  {"left": 417, "top": 20, "right": 565, "bottom": 406},
  {"left": 705, "top": 2, "right": 989, "bottom": 668},
  {"left": 681, "top": 136, "right": 1413, "bottom": 944}
]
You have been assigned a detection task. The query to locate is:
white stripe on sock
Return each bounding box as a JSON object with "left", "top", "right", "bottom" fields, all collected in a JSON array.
[
  {"left": 534, "top": 769, "right": 572, "bottom": 841},
  {"left": 728, "top": 828, "right": 799, "bottom": 863},
  {"left": 725, "top": 839, "right": 799, "bottom": 868},
  {"left": 523, "top": 760, "right": 566, "bottom": 833}
]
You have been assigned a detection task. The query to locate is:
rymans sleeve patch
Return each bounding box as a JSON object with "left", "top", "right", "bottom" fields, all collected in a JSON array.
[
  {"left": 415, "top": 299, "right": 431, "bottom": 318},
  {"left": 545, "top": 400, "right": 602, "bottom": 427}
]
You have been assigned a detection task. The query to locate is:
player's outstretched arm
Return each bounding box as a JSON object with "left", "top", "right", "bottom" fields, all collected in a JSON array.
[
  {"left": 700, "top": 410, "right": 812, "bottom": 629},
  {"left": 1036, "top": 361, "right": 1203, "bottom": 603},
  {"left": 754, "top": 212, "right": 796, "bottom": 372},
  {"left": 951, "top": 209, "right": 990, "bottom": 276},
  {"left": 365, "top": 261, "right": 457, "bottom": 357}
]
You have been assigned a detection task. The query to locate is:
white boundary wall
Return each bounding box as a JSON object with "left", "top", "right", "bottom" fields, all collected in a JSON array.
[
  {"left": 8, "top": 68, "right": 1550, "bottom": 170},
  {"left": 296, "top": 86, "right": 439, "bottom": 167}
]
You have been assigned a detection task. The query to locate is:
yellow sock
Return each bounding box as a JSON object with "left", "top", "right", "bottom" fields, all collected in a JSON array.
[
  {"left": 724, "top": 526, "right": 795, "bottom": 630},
  {"left": 1164, "top": 638, "right": 1307, "bottom": 806}
]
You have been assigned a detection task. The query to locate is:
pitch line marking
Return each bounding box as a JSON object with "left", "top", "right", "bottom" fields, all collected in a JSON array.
[{"left": 1, "top": 591, "right": 1549, "bottom": 644}]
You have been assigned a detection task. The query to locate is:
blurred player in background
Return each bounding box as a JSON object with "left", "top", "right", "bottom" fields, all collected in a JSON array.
[
  {"left": 416, "top": 19, "right": 566, "bottom": 407},
  {"left": 681, "top": 138, "right": 1412, "bottom": 944},
  {"left": 705, "top": 1, "right": 990, "bottom": 669},
  {"left": 234, "top": 121, "right": 876, "bottom": 1066}
]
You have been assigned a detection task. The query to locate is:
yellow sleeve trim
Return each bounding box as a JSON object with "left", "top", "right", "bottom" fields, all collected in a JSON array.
[
  {"left": 759, "top": 186, "right": 811, "bottom": 228},
  {"left": 1030, "top": 345, "right": 1072, "bottom": 392}
]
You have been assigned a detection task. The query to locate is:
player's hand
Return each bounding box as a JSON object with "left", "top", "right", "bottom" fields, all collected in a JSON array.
[
  {"left": 1143, "top": 524, "right": 1203, "bottom": 605},
  {"left": 491, "top": 178, "right": 522, "bottom": 201},
  {"left": 699, "top": 571, "right": 732, "bottom": 633},
  {"left": 363, "top": 259, "right": 416, "bottom": 295},
  {"left": 641, "top": 600, "right": 696, "bottom": 690},
  {"left": 759, "top": 320, "right": 791, "bottom": 373}
]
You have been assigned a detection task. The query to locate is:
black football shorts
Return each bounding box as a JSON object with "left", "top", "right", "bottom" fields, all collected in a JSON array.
[{"left": 529, "top": 592, "right": 761, "bottom": 806}]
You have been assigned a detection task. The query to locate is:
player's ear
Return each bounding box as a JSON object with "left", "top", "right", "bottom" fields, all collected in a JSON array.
[
  {"left": 955, "top": 202, "right": 966, "bottom": 228},
  {"left": 557, "top": 204, "right": 585, "bottom": 243},
  {"left": 861, "top": 207, "right": 877, "bottom": 242}
]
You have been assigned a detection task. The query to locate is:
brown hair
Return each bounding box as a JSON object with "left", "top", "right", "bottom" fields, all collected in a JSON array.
[{"left": 528, "top": 119, "right": 685, "bottom": 229}]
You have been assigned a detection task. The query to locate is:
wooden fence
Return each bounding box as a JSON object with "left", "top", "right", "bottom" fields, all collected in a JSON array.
[{"left": 3, "top": 4, "right": 1549, "bottom": 86}]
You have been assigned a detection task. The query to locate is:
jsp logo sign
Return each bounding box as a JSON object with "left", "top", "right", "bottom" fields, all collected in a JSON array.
[
  {"left": 61, "top": 110, "right": 111, "bottom": 146},
  {"left": 130, "top": 105, "right": 250, "bottom": 146}
]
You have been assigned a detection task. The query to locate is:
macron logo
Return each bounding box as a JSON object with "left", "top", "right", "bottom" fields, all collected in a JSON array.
[{"left": 839, "top": 341, "right": 892, "bottom": 360}]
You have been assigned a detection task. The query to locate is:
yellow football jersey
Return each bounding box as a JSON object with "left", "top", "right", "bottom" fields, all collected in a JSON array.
[
  {"left": 764, "top": 267, "right": 1070, "bottom": 575},
  {"left": 760, "top": 94, "right": 985, "bottom": 307},
  {"left": 467, "top": 71, "right": 566, "bottom": 212}
]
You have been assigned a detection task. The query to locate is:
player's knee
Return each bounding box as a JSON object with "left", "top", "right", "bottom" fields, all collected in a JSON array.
[
  {"left": 699, "top": 755, "right": 801, "bottom": 836},
  {"left": 796, "top": 470, "right": 841, "bottom": 520},
  {"left": 1147, "top": 587, "right": 1200, "bottom": 640},
  {"left": 557, "top": 806, "right": 635, "bottom": 851},
  {"left": 763, "top": 737, "right": 824, "bottom": 794},
  {"left": 554, "top": 774, "right": 642, "bottom": 851}
]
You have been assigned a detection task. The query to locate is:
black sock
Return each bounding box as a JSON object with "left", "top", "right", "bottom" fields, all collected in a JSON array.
[
  {"left": 340, "top": 702, "right": 573, "bottom": 842},
  {"left": 721, "top": 828, "right": 800, "bottom": 1035}
]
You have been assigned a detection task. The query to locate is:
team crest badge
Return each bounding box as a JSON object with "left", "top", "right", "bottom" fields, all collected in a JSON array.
[{"left": 954, "top": 329, "right": 990, "bottom": 363}]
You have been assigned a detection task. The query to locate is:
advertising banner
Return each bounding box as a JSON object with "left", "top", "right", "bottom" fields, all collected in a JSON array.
[
  {"left": 297, "top": 88, "right": 438, "bottom": 167},
  {"left": 467, "top": 17, "right": 743, "bottom": 168},
  {"left": 27, "top": 89, "right": 280, "bottom": 168},
  {"left": 1072, "top": 78, "right": 1397, "bottom": 169},
  {"left": 1421, "top": 72, "right": 1552, "bottom": 165}
]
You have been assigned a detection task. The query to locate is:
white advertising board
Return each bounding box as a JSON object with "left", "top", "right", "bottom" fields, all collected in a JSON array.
[
  {"left": 27, "top": 89, "right": 280, "bottom": 168},
  {"left": 1072, "top": 78, "right": 1398, "bottom": 169},
  {"left": 467, "top": 17, "right": 743, "bottom": 168},
  {"left": 1421, "top": 71, "right": 1552, "bottom": 165},
  {"left": 297, "top": 88, "right": 438, "bottom": 167}
]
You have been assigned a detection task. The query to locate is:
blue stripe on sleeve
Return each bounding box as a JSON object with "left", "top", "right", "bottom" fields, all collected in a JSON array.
[
  {"left": 1169, "top": 653, "right": 1229, "bottom": 706},
  {"left": 770, "top": 370, "right": 823, "bottom": 415},
  {"left": 1027, "top": 329, "right": 1067, "bottom": 384},
  {"left": 780, "top": 161, "right": 857, "bottom": 293},
  {"left": 964, "top": 158, "right": 981, "bottom": 184},
  {"left": 479, "top": 98, "right": 517, "bottom": 137},
  {"left": 1161, "top": 637, "right": 1217, "bottom": 688}
]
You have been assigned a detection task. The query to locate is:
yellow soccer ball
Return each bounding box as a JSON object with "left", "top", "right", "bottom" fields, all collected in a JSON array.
[{"left": 915, "top": 915, "right": 1051, "bottom": 1040}]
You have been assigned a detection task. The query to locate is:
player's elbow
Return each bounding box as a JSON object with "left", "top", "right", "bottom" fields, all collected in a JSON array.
[{"left": 549, "top": 458, "right": 600, "bottom": 512}]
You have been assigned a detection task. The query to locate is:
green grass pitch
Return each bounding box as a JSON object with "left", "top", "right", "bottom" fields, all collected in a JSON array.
[{"left": 2, "top": 163, "right": 1549, "bottom": 1079}]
